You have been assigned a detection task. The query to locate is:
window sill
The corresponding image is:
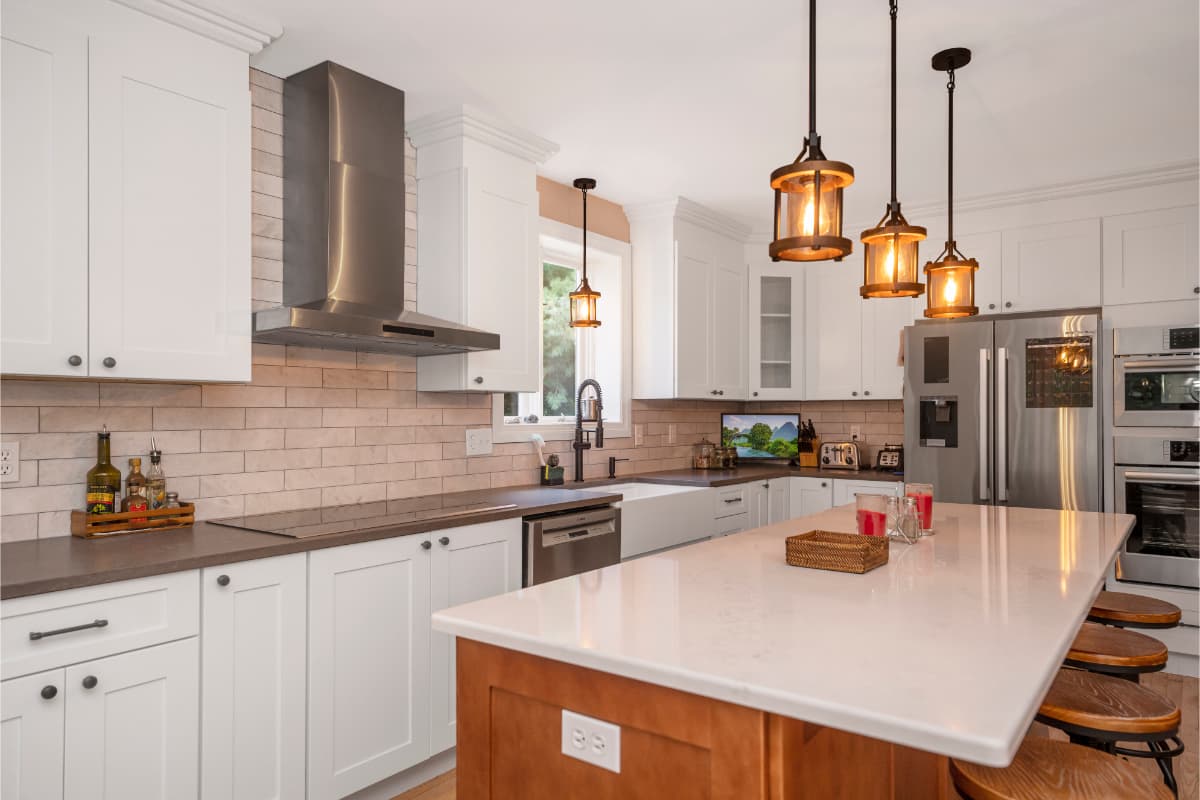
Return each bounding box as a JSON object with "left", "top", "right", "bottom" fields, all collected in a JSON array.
[{"left": 492, "top": 419, "right": 631, "bottom": 444}]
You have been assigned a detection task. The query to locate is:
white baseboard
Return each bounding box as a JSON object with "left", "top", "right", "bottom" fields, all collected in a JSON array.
[{"left": 345, "top": 749, "right": 456, "bottom": 800}]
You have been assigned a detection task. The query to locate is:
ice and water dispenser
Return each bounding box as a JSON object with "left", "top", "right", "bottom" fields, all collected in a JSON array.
[{"left": 917, "top": 336, "right": 958, "bottom": 448}]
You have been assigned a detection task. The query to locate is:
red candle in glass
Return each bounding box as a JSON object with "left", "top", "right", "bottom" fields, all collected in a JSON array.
[{"left": 856, "top": 509, "right": 888, "bottom": 537}]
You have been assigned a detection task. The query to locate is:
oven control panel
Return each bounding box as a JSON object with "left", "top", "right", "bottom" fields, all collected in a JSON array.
[
  {"left": 1167, "top": 327, "right": 1200, "bottom": 351},
  {"left": 1167, "top": 439, "right": 1200, "bottom": 463}
]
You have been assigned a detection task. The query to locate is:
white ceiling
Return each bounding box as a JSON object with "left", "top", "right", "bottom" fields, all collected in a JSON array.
[{"left": 248, "top": 0, "right": 1199, "bottom": 233}]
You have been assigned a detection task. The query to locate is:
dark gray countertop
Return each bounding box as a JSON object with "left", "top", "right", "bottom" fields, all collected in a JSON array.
[{"left": 577, "top": 465, "right": 905, "bottom": 488}]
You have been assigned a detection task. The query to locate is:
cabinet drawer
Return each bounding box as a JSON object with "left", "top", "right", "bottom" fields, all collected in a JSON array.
[
  {"left": 714, "top": 513, "right": 750, "bottom": 537},
  {"left": 2, "top": 571, "right": 198, "bottom": 680},
  {"left": 713, "top": 485, "right": 748, "bottom": 519}
]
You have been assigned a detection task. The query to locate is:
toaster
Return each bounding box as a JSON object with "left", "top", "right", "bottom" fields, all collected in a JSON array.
[{"left": 819, "top": 441, "right": 860, "bottom": 470}]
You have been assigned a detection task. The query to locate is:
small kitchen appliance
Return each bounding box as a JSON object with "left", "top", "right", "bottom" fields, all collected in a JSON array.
[
  {"left": 875, "top": 444, "right": 904, "bottom": 474},
  {"left": 820, "top": 441, "right": 861, "bottom": 470}
]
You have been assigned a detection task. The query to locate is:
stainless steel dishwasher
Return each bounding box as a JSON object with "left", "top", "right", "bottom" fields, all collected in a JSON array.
[{"left": 523, "top": 505, "right": 621, "bottom": 586}]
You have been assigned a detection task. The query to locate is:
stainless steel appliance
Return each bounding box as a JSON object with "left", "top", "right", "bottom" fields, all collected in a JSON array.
[
  {"left": 1113, "top": 431, "right": 1199, "bottom": 589},
  {"left": 1114, "top": 325, "right": 1200, "bottom": 428},
  {"left": 819, "top": 441, "right": 860, "bottom": 470},
  {"left": 523, "top": 506, "right": 621, "bottom": 586},
  {"left": 903, "top": 311, "right": 1100, "bottom": 510}
]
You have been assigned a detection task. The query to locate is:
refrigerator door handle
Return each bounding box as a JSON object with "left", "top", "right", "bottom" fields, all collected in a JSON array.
[
  {"left": 979, "top": 348, "right": 990, "bottom": 501},
  {"left": 996, "top": 346, "right": 1009, "bottom": 502}
]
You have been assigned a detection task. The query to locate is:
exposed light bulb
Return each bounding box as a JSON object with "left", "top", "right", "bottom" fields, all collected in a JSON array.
[
  {"left": 883, "top": 243, "right": 896, "bottom": 281},
  {"left": 942, "top": 275, "right": 958, "bottom": 304},
  {"left": 803, "top": 201, "right": 816, "bottom": 236}
]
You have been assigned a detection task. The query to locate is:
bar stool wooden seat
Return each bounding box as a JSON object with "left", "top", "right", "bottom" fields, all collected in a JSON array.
[
  {"left": 950, "top": 737, "right": 1174, "bottom": 800},
  {"left": 1066, "top": 622, "right": 1168, "bottom": 680},
  {"left": 1089, "top": 591, "right": 1183, "bottom": 629},
  {"left": 1037, "top": 667, "right": 1184, "bottom": 796}
]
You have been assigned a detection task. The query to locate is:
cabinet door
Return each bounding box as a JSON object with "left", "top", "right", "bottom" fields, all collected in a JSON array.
[
  {"left": 0, "top": 1, "right": 88, "bottom": 377},
  {"left": 87, "top": 24, "right": 250, "bottom": 382},
  {"left": 746, "top": 482, "right": 769, "bottom": 529},
  {"left": 832, "top": 479, "right": 900, "bottom": 506},
  {"left": 1000, "top": 219, "right": 1100, "bottom": 313},
  {"left": 804, "top": 265, "right": 863, "bottom": 399},
  {"left": 64, "top": 638, "right": 199, "bottom": 800},
  {"left": 308, "top": 537, "right": 431, "bottom": 800},
  {"left": 675, "top": 232, "right": 714, "bottom": 398},
  {"left": 790, "top": 477, "right": 833, "bottom": 518},
  {"left": 711, "top": 255, "right": 747, "bottom": 399},
  {"left": 952, "top": 231, "right": 1003, "bottom": 314},
  {"left": 767, "top": 478, "right": 791, "bottom": 524},
  {"left": 749, "top": 264, "right": 805, "bottom": 400},
  {"left": 430, "top": 520, "right": 521, "bottom": 754},
  {"left": 1102, "top": 206, "right": 1199, "bottom": 305},
  {"left": 860, "top": 296, "right": 913, "bottom": 400},
  {"left": 201, "top": 555, "right": 306, "bottom": 800},
  {"left": 1, "top": 668, "right": 65, "bottom": 800},
  {"left": 713, "top": 513, "right": 750, "bottom": 537}
]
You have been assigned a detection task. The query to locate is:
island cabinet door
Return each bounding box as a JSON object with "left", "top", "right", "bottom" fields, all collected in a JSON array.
[
  {"left": 1, "top": 668, "right": 66, "bottom": 800},
  {"left": 429, "top": 519, "right": 521, "bottom": 755},
  {"left": 200, "top": 554, "right": 306, "bottom": 800},
  {"left": 307, "top": 537, "right": 432, "bottom": 800}
]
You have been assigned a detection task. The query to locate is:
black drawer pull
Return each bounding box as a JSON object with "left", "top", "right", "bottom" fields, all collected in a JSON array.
[
  {"left": 723, "top": 497, "right": 742, "bottom": 504},
  {"left": 29, "top": 619, "right": 108, "bottom": 641}
]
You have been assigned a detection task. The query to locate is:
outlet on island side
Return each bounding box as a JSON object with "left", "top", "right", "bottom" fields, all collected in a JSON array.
[{"left": 561, "top": 709, "right": 621, "bottom": 773}]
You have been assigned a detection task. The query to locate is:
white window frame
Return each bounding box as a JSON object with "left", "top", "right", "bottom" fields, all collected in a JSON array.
[{"left": 492, "top": 217, "right": 632, "bottom": 444}]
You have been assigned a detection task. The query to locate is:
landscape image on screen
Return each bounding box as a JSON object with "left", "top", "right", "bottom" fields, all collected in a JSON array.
[{"left": 721, "top": 413, "right": 799, "bottom": 459}]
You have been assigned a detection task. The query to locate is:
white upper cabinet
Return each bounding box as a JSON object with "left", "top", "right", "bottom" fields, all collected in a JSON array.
[
  {"left": 860, "top": 295, "right": 913, "bottom": 400},
  {"left": 1102, "top": 206, "right": 1199, "bottom": 305},
  {"left": 0, "top": 2, "right": 88, "bottom": 378},
  {"left": 0, "top": 0, "right": 264, "bottom": 382},
  {"left": 953, "top": 230, "right": 1003, "bottom": 315},
  {"left": 803, "top": 264, "right": 862, "bottom": 400},
  {"left": 629, "top": 198, "right": 749, "bottom": 400},
  {"left": 411, "top": 107, "right": 558, "bottom": 394},
  {"left": 748, "top": 258, "right": 806, "bottom": 400},
  {"left": 1000, "top": 219, "right": 1101, "bottom": 313}
]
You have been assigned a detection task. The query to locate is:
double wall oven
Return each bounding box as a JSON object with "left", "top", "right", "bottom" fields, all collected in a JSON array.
[{"left": 1112, "top": 324, "right": 1200, "bottom": 590}]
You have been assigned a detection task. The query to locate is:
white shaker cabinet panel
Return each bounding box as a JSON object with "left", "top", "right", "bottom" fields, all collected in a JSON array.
[
  {"left": 1000, "top": 219, "right": 1101, "bottom": 313},
  {"left": 308, "top": 536, "right": 431, "bottom": 800},
  {"left": 860, "top": 296, "right": 912, "bottom": 400},
  {"left": 63, "top": 638, "right": 200, "bottom": 800},
  {"left": 767, "top": 478, "right": 791, "bottom": 524},
  {"left": 1, "top": 668, "right": 65, "bottom": 800},
  {"left": 955, "top": 231, "right": 1003, "bottom": 315},
  {"left": 87, "top": 25, "right": 250, "bottom": 382},
  {"left": 832, "top": 479, "right": 901, "bottom": 507},
  {"left": 746, "top": 481, "right": 769, "bottom": 529},
  {"left": 201, "top": 555, "right": 306, "bottom": 800},
  {"left": 790, "top": 477, "right": 833, "bottom": 518},
  {"left": 1102, "top": 206, "right": 1199, "bottom": 305},
  {"left": 711, "top": 256, "right": 748, "bottom": 399},
  {"left": 804, "top": 264, "right": 863, "bottom": 400},
  {"left": 749, "top": 263, "right": 805, "bottom": 400},
  {"left": 675, "top": 233, "right": 715, "bottom": 399},
  {"left": 429, "top": 520, "right": 521, "bottom": 754},
  {"left": 0, "top": 2, "right": 88, "bottom": 377}
]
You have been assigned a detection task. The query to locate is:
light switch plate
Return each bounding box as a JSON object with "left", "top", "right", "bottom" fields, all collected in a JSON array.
[
  {"left": 561, "top": 709, "right": 621, "bottom": 773},
  {"left": 0, "top": 441, "right": 19, "bottom": 484},
  {"left": 465, "top": 428, "right": 493, "bottom": 457}
]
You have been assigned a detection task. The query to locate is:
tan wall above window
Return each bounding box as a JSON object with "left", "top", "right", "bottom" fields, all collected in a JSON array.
[{"left": 536, "top": 176, "right": 630, "bottom": 243}]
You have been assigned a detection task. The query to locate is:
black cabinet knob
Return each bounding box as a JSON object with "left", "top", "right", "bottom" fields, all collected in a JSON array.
[
  {"left": 988, "top": 303, "right": 996, "bottom": 310},
  {"left": 1194, "top": 286, "right": 1199, "bottom": 294},
  {"left": 438, "top": 536, "right": 450, "bottom": 546},
  {"left": 40, "top": 685, "right": 57, "bottom": 700},
  {"left": 752, "top": 391, "right": 758, "bottom": 397},
  {"left": 68, "top": 355, "right": 82, "bottom": 366},
  {"left": 82, "top": 675, "right": 98, "bottom": 690},
  {"left": 1005, "top": 301, "right": 1012, "bottom": 308},
  {"left": 864, "top": 390, "right": 870, "bottom": 396},
  {"left": 102, "top": 357, "right": 116, "bottom": 368},
  {"left": 473, "top": 376, "right": 483, "bottom": 384},
  {"left": 821, "top": 482, "right": 827, "bottom": 488},
  {"left": 420, "top": 540, "right": 431, "bottom": 550},
  {"left": 216, "top": 574, "right": 230, "bottom": 587},
  {"left": 851, "top": 391, "right": 858, "bottom": 397}
]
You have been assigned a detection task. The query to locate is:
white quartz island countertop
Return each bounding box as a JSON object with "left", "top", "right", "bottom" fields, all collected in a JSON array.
[{"left": 432, "top": 502, "right": 1135, "bottom": 766}]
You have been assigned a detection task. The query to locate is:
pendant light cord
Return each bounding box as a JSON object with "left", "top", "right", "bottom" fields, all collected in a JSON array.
[
  {"left": 581, "top": 186, "right": 589, "bottom": 281},
  {"left": 946, "top": 66, "right": 956, "bottom": 247},
  {"left": 888, "top": 0, "right": 898, "bottom": 212},
  {"left": 808, "top": 0, "right": 817, "bottom": 140}
]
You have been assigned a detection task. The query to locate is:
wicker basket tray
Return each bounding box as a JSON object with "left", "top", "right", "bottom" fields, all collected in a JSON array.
[
  {"left": 785, "top": 529, "right": 889, "bottom": 574},
  {"left": 70, "top": 503, "right": 196, "bottom": 539}
]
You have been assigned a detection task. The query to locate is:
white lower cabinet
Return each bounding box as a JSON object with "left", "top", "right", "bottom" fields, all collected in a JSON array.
[
  {"left": 747, "top": 481, "right": 770, "bottom": 529},
  {"left": 832, "top": 479, "right": 902, "bottom": 507},
  {"left": 1, "top": 668, "right": 65, "bottom": 800},
  {"left": 429, "top": 520, "right": 521, "bottom": 755},
  {"left": 790, "top": 477, "right": 834, "bottom": 517},
  {"left": 64, "top": 638, "right": 200, "bottom": 800},
  {"left": 201, "top": 554, "right": 306, "bottom": 800},
  {"left": 713, "top": 513, "right": 750, "bottom": 537},
  {"left": 767, "top": 478, "right": 791, "bottom": 523},
  {"left": 307, "top": 536, "right": 432, "bottom": 800}
]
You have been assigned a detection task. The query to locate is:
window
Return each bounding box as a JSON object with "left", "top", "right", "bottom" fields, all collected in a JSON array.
[{"left": 493, "top": 218, "right": 631, "bottom": 442}]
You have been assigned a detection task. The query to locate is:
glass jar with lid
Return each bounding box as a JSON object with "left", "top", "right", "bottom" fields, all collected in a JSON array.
[{"left": 693, "top": 438, "right": 716, "bottom": 470}]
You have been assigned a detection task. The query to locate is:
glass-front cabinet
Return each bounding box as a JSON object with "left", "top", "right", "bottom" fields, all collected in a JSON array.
[{"left": 748, "top": 262, "right": 805, "bottom": 399}]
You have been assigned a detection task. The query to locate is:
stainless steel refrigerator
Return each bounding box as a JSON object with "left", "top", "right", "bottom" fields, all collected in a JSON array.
[{"left": 903, "top": 312, "right": 1101, "bottom": 510}]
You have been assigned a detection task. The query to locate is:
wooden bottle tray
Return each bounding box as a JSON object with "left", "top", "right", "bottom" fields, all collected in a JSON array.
[
  {"left": 785, "top": 529, "right": 889, "bottom": 574},
  {"left": 71, "top": 503, "right": 196, "bottom": 539}
]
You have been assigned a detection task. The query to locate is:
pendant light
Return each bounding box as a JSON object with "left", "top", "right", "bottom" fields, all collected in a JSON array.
[
  {"left": 860, "top": 0, "right": 926, "bottom": 299},
  {"left": 923, "top": 48, "right": 978, "bottom": 318},
  {"left": 769, "top": 0, "right": 854, "bottom": 262},
  {"left": 569, "top": 177, "right": 601, "bottom": 328}
]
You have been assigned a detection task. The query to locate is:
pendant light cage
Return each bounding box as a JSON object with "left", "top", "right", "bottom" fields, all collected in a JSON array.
[
  {"left": 924, "top": 48, "right": 978, "bottom": 319},
  {"left": 569, "top": 177, "right": 601, "bottom": 328},
  {"left": 769, "top": 0, "right": 854, "bottom": 263},
  {"left": 860, "top": 0, "right": 925, "bottom": 299}
]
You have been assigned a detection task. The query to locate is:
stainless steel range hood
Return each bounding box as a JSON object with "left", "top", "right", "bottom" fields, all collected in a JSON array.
[{"left": 252, "top": 61, "right": 499, "bottom": 356}]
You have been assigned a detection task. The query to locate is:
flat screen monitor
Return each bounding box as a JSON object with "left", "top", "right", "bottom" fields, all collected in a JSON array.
[{"left": 720, "top": 413, "right": 800, "bottom": 460}]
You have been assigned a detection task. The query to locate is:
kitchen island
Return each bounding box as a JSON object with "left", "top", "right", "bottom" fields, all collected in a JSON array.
[{"left": 433, "top": 502, "right": 1135, "bottom": 799}]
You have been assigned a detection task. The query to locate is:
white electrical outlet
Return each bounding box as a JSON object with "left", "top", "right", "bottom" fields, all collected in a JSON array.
[
  {"left": 561, "top": 709, "right": 621, "bottom": 773},
  {"left": 633, "top": 424, "right": 644, "bottom": 447},
  {"left": 465, "top": 428, "right": 493, "bottom": 457},
  {"left": 849, "top": 425, "right": 861, "bottom": 441},
  {"left": 667, "top": 423, "right": 677, "bottom": 444},
  {"left": 0, "top": 441, "right": 19, "bottom": 484}
]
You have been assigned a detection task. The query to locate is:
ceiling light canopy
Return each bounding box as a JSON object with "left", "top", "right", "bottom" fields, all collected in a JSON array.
[
  {"left": 569, "top": 177, "right": 601, "bottom": 328},
  {"left": 770, "top": 0, "right": 854, "bottom": 263},
  {"left": 860, "top": 0, "right": 926, "bottom": 299}
]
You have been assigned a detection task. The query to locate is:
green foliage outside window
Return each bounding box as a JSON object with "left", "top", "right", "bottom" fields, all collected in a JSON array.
[{"left": 541, "top": 263, "right": 577, "bottom": 416}]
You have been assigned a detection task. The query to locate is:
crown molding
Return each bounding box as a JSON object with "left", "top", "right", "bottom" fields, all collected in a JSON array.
[
  {"left": 407, "top": 105, "right": 559, "bottom": 164},
  {"left": 113, "top": 0, "right": 282, "bottom": 53},
  {"left": 626, "top": 197, "right": 753, "bottom": 242}
]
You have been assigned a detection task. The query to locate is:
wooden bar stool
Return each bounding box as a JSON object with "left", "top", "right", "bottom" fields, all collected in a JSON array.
[
  {"left": 1037, "top": 667, "right": 1184, "bottom": 797},
  {"left": 1065, "top": 621, "right": 1168, "bottom": 681},
  {"left": 951, "top": 737, "right": 1173, "bottom": 799},
  {"left": 1088, "top": 591, "right": 1183, "bottom": 630}
]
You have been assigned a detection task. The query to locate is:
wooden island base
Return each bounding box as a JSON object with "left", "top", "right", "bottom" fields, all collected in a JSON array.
[{"left": 457, "top": 640, "right": 952, "bottom": 799}]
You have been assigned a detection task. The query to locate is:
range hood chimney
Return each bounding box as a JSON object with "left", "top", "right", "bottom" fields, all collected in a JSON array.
[{"left": 252, "top": 61, "right": 500, "bottom": 355}]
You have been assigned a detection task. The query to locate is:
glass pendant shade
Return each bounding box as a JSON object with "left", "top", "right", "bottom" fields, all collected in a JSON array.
[
  {"left": 924, "top": 253, "right": 978, "bottom": 318},
  {"left": 860, "top": 220, "right": 926, "bottom": 298},
  {"left": 569, "top": 277, "right": 601, "bottom": 328},
  {"left": 769, "top": 161, "right": 854, "bottom": 261}
]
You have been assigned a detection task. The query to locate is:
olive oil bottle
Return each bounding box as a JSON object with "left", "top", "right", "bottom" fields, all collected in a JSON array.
[
  {"left": 85, "top": 427, "right": 121, "bottom": 514},
  {"left": 146, "top": 441, "right": 167, "bottom": 509}
]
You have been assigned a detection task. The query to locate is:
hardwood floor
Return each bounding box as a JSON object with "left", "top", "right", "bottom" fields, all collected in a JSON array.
[{"left": 395, "top": 672, "right": 1198, "bottom": 800}]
